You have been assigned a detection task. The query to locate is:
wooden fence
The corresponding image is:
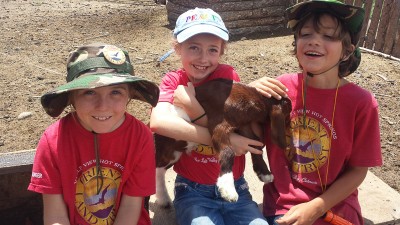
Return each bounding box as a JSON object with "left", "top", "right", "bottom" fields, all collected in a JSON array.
[
  {"left": 164, "top": 0, "right": 399, "bottom": 57},
  {"left": 292, "top": 0, "right": 400, "bottom": 58},
  {"left": 165, "top": 0, "right": 291, "bottom": 38}
]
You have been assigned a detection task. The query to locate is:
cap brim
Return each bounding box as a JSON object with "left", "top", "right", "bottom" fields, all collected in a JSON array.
[
  {"left": 176, "top": 24, "right": 229, "bottom": 43},
  {"left": 41, "top": 73, "right": 159, "bottom": 117}
]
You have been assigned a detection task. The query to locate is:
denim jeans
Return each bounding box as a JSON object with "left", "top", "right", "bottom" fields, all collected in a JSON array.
[
  {"left": 173, "top": 175, "right": 269, "bottom": 225},
  {"left": 265, "top": 215, "right": 284, "bottom": 225}
]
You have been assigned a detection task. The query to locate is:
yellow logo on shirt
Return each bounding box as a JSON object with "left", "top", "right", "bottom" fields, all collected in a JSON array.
[
  {"left": 75, "top": 166, "right": 122, "bottom": 225},
  {"left": 193, "top": 144, "right": 217, "bottom": 156},
  {"left": 284, "top": 115, "right": 331, "bottom": 174}
]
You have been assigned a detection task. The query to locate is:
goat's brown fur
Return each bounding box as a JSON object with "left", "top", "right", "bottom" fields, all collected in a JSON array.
[{"left": 153, "top": 78, "right": 291, "bottom": 206}]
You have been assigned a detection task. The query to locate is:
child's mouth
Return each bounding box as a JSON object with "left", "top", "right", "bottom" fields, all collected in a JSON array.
[
  {"left": 305, "top": 51, "right": 323, "bottom": 57},
  {"left": 93, "top": 116, "right": 111, "bottom": 121},
  {"left": 193, "top": 65, "right": 207, "bottom": 70}
]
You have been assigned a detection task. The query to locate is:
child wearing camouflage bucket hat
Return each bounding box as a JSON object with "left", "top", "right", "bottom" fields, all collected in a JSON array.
[
  {"left": 248, "top": 1, "right": 382, "bottom": 225},
  {"left": 150, "top": 7, "right": 269, "bottom": 225},
  {"left": 28, "top": 43, "right": 159, "bottom": 225}
]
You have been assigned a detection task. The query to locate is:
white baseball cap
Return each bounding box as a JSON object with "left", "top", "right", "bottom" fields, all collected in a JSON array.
[{"left": 173, "top": 8, "right": 229, "bottom": 43}]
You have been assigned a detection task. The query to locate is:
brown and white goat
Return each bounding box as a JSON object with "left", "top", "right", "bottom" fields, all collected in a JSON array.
[{"left": 153, "top": 78, "right": 292, "bottom": 207}]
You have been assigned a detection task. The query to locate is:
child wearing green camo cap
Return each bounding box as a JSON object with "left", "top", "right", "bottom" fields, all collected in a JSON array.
[
  {"left": 150, "top": 7, "right": 269, "bottom": 225},
  {"left": 28, "top": 43, "right": 159, "bottom": 225},
  {"left": 249, "top": 1, "right": 382, "bottom": 225}
]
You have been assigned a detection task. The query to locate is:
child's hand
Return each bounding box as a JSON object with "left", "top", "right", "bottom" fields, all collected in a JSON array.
[
  {"left": 229, "top": 133, "right": 264, "bottom": 156},
  {"left": 173, "top": 82, "right": 196, "bottom": 109},
  {"left": 276, "top": 202, "right": 323, "bottom": 225},
  {"left": 249, "top": 77, "right": 288, "bottom": 100}
]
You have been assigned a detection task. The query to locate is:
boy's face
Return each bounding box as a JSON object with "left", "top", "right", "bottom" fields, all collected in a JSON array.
[
  {"left": 296, "top": 14, "right": 344, "bottom": 77},
  {"left": 176, "top": 33, "right": 224, "bottom": 83},
  {"left": 71, "top": 84, "right": 130, "bottom": 133}
]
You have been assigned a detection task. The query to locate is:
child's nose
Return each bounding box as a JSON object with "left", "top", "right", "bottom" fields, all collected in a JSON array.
[
  {"left": 95, "top": 96, "right": 109, "bottom": 110},
  {"left": 308, "top": 35, "right": 322, "bottom": 46}
]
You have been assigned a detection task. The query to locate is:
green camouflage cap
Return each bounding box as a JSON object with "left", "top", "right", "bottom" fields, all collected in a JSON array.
[
  {"left": 286, "top": 0, "right": 365, "bottom": 45},
  {"left": 41, "top": 43, "right": 160, "bottom": 117}
]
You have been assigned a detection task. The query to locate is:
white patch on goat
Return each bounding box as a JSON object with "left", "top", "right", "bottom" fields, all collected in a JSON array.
[
  {"left": 259, "top": 174, "right": 274, "bottom": 183},
  {"left": 217, "top": 172, "right": 238, "bottom": 202},
  {"left": 167, "top": 151, "right": 182, "bottom": 168},
  {"left": 156, "top": 167, "right": 172, "bottom": 207},
  {"left": 171, "top": 106, "right": 198, "bottom": 151}
]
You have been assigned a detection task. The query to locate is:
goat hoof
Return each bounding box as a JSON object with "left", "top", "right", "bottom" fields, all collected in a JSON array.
[
  {"left": 217, "top": 173, "right": 238, "bottom": 202},
  {"left": 219, "top": 186, "right": 239, "bottom": 202},
  {"left": 259, "top": 174, "right": 274, "bottom": 183}
]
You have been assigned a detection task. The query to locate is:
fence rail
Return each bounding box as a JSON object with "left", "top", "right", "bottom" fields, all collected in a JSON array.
[{"left": 292, "top": 0, "right": 400, "bottom": 58}]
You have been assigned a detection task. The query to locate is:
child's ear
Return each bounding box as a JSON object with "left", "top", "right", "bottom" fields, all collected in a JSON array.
[
  {"left": 342, "top": 44, "right": 356, "bottom": 61},
  {"left": 174, "top": 44, "right": 182, "bottom": 56}
]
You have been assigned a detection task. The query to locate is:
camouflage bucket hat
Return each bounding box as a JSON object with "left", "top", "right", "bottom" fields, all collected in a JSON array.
[
  {"left": 41, "top": 43, "right": 160, "bottom": 117},
  {"left": 286, "top": 0, "right": 365, "bottom": 45}
]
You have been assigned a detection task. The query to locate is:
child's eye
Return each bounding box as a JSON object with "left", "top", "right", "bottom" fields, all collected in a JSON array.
[
  {"left": 323, "top": 34, "right": 334, "bottom": 40},
  {"left": 209, "top": 48, "right": 219, "bottom": 53},
  {"left": 111, "top": 90, "right": 122, "bottom": 95},
  {"left": 299, "top": 32, "right": 311, "bottom": 37},
  {"left": 189, "top": 46, "right": 199, "bottom": 51},
  {"left": 83, "top": 90, "right": 95, "bottom": 95}
]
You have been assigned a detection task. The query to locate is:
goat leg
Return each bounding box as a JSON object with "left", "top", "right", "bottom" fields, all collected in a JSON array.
[
  {"left": 251, "top": 153, "right": 274, "bottom": 183},
  {"left": 155, "top": 167, "right": 173, "bottom": 208},
  {"left": 154, "top": 134, "right": 187, "bottom": 208},
  {"left": 216, "top": 147, "right": 238, "bottom": 202}
]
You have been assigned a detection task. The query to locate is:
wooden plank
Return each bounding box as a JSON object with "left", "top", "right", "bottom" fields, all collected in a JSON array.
[
  {"left": 225, "top": 16, "right": 284, "bottom": 29},
  {"left": 374, "top": 0, "right": 393, "bottom": 52},
  {"left": 0, "top": 150, "right": 35, "bottom": 175},
  {"left": 344, "top": 0, "right": 354, "bottom": 5},
  {"left": 218, "top": 6, "right": 286, "bottom": 21},
  {"left": 229, "top": 23, "right": 286, "bottom": 37},
  {"left": 359, "top": 0, "right": 373, "bottom": 46},
  {"left": 208, "top": 0, "right": 284, "bottom": 12},
  {"left": 383, "top": 0, "right": 400, "bottom": 54},
  {"left": 392, "top": 27, "right": 400, "bottom": 57},
  {"left": 364, "top": 0, "right": 383, "bottom": 49},
  {"left": 167, "top": 0, "right": 209, "bottom": 8},
  {"left": 353, "top": 0, "right": 363, "bottom": 7}
]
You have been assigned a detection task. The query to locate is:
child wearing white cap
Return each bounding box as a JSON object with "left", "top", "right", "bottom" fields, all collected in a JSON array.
[{"left": 150, "top": 7, "right": 269, "bottom": 225}]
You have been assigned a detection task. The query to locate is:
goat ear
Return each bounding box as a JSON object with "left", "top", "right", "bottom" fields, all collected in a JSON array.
[{"left": 269, "top": 104, "right": 287, "bottom": 149}]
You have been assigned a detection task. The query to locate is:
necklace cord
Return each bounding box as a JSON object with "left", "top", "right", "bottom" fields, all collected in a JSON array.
[{"left": 301, "top": 75, "right": 340, "bottom": 192}]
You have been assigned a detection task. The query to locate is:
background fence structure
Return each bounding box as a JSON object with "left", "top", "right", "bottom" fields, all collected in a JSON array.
[
  {"left": 291, "top": 0, "right": 400, "bottom": 58},
  {"left": 165, "top": 0, "right": 291, "bottom": 38},
  {"left": 165, "top": 0, "right": 400, "bottom": 58}
]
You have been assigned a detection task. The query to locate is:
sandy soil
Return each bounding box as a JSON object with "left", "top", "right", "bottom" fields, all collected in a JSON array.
[{"left": 0, "top": 0, "right": 399, "bottom": 193}]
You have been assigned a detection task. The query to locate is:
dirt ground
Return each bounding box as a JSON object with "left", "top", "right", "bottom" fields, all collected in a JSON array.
[{"left": 0, "top": 0, "right": 399, "bottom": 194}]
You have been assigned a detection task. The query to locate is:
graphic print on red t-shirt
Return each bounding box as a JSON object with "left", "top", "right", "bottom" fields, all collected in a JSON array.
[{"left": 75, "top": 165, "right": 122, "bottom": 224}]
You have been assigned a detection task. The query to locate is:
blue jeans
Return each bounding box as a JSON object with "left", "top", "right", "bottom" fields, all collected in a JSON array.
[
  {"left": 265, "top": 215, "right": 284, "bottom": 225},
  {"left": 173, "top": 175, "right": 269, "bottom": 225}
]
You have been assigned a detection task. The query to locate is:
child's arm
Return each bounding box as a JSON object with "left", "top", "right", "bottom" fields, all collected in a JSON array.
[
  {"left": 150, "top": 101, "right": 213, "bottom": 145},
  {"left": 249, "top": 76, "right": 288, "bottom": 99},
  {"left": 43, "top": 194, "right": 71, "bottom": 225},
  {"left": 113, "top": 195, "right": 143, "bottom": 225},
  {"left": 173, "top": 82, "right": 208, "bottom": 127},
  {"left": 276, "top": 166, "right": 368, "bottom": 225}
]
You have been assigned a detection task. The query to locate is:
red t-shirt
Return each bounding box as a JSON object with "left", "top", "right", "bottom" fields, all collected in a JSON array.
[
  {"left": 263, "top": 73, "right": 382, "bottom": 225},
  {"left": 28, "top": 113, "right": 155, "bottom": 225},
  {"left": 158, "top": 64, "right": 243, "bottom": 184}
]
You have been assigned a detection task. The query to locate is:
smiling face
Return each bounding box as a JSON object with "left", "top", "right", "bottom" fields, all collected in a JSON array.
[
  {"left": 175, "top": 33, "right": 224, "bottom": 84},
  {"left": 70, "top": 84, "right": 130, "bottom": 133},
  {"left": 295, "top": 13, "right": 345, "bottom": 77}
]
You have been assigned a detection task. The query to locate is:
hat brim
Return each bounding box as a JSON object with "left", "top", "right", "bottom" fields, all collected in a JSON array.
[
  {"left": 176, "top": 24, "right": 229, "bottom": 43},
  {"left": 286, "top": 0, "right": 365, "bottom": 36},
  {"left": 41, "top": 73, "right": 159, "bottom": 117}
]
